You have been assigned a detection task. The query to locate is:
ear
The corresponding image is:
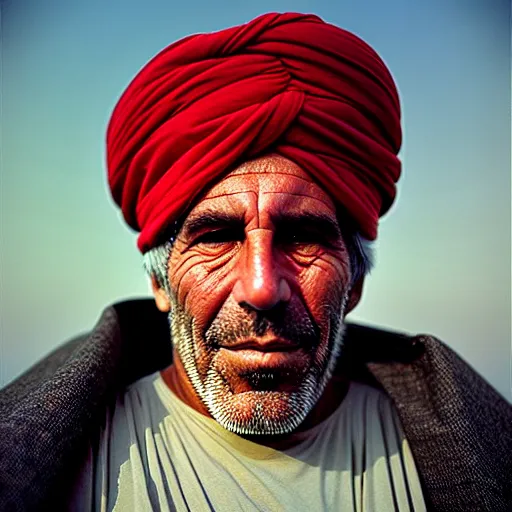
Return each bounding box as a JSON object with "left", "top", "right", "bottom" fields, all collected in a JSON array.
[
  {"left": 151, "top": 276, "right": 171, "bottom": 312},
  {"left": 346, "top": 276, "right": 364, "bottom": 314}
]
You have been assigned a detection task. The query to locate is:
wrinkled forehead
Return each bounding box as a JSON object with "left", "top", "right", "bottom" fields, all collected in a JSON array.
[
  {"left": 229, "top": 154, "right": 307, "bottom": 176},
  {"left": 191, "top": 154, "right": 338, "bottom": 217}
]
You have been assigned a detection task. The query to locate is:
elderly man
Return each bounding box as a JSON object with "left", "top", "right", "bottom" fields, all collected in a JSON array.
[{"left": 1, "top": 12, "right": 511, "bottom": 512}]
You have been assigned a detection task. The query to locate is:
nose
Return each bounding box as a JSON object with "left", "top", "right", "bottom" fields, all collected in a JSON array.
[{"left": 232, "top": 229, "right": 291, "bottom": 311}]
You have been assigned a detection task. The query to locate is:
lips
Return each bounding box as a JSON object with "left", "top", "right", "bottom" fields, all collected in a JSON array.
[
  {"left": 217, "top": 337, "right": 308, "bottom": 375},
  {"left": 221, "top": 337, "right": 300, "bottom": 352}
]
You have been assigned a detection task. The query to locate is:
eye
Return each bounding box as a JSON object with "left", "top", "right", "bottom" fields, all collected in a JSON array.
[
  {"left": 277, "top": 228, "right": 326, "bottom": 246},
  {"left": 194, "top": 228, "right": 243, "bottom": 246}
]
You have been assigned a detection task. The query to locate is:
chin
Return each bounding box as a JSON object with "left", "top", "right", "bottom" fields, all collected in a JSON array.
[{"left": 202, "top": 372, "right": 321, "bottom": 436}]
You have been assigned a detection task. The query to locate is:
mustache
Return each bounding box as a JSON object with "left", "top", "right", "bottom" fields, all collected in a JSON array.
[{"left": 205, "top": 301, "right": 320, "bottom": 350}]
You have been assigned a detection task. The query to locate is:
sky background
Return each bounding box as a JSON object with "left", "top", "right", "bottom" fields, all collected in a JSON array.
[{"left": 1, "top": 0, "right": 511, "bottom": 400}]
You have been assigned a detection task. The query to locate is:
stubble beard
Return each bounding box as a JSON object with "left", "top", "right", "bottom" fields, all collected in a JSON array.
[{"left": 167, "top": 293, "right": 348, "bottom": 436}]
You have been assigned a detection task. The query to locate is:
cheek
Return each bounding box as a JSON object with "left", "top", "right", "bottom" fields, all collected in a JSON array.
[
  {"left": 298, "top": 255, "right": 350, "bottom": 331},
  {"left": 168, "top": 250, "right": 238, "bottom": 332}
]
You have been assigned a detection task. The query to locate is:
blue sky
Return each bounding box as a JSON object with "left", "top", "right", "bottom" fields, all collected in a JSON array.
[{"left": 1, "top": 0, "right": 511, "bottom": 399}]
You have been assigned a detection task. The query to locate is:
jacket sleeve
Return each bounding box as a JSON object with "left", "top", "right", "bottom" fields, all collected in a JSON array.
[
  {"left": 0, "top": 307, "right": 123, "bottom": 511},
  {"left": 367, "top": 333, "right": 512, "bottom": 512}
]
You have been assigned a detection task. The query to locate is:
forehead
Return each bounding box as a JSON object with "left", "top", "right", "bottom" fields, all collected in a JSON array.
[{"left": 189, "top": 155, "right": 336, "bottom": 218}]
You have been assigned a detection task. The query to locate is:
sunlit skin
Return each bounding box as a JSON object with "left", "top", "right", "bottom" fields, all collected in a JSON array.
[{"left": 153, "top": 155, "right": 364, "bottom": 444}]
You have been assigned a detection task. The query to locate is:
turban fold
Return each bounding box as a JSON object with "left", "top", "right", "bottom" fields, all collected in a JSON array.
[{"left": 107, "top": 12, "right": 402, "bottom": 253}]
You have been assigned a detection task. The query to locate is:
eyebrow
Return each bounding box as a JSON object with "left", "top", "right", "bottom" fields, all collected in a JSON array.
[
  {"left": 181, "top": 209, "right": 341, "bottom": 240},
  {"left": 272, "top": 211, "right": 341, "bottom": 239},
  {"left": 181, "top": 210, "right": 245, "bottom": 239}
]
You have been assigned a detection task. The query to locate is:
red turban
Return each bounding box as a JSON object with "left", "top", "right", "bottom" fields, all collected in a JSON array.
[{"left": 107, "top": 12, "right": 401, "bottom": 253}]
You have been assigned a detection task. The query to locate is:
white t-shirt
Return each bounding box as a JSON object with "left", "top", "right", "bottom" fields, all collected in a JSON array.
[{"left": 70, "top": 373, "right": 426, "bottom": 511}]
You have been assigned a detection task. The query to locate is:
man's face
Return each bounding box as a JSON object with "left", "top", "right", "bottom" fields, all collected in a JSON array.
[{"left": 158, "top": 155, "right": 358, "bottom": 435}]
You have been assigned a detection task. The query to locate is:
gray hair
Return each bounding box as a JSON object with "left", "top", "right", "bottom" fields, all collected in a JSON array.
[
  {"left": 345, "top": 231, "right": 374, "bottom": 285},
  {"left": 143, "top": 225, "right": 374, "bottom": 293},
  {"left": 143, "top": 240, "right": 174, "bottom": 294}
]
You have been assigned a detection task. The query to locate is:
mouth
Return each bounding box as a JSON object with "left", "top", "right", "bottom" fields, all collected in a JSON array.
[
  {"left": 222, "top": 337, "right": 300, "bottom": 352},
  {"left": 217, "top": 337, "right": 308, "bottom": 377}
]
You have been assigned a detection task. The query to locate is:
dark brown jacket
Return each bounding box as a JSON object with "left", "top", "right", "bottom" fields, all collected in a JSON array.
[{"left": 1, "top": 299, "right": 511, "bottom": 511}]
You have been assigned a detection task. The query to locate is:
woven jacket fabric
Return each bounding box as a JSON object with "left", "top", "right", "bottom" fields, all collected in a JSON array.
[{"left": 0, "top": 299, "right": 510, "bottom": 511}]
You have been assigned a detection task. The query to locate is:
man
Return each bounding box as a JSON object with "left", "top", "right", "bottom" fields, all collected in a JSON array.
[{"left": 1, "top": 12, "right": 511, "bottom": 511}]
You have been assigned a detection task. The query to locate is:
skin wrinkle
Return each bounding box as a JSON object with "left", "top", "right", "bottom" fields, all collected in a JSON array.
[
  {"left": 154, "top": 155, "right": 362, "bottom": 438},
  {"left": 175, "top": 201, "right": 339, "bottom": 304},
  {"left": 174, "top": 244, "right": 240, "bottom": 307},
  {"left": 194, "top": 190, "right": 260, "bottom": 201},
  {"left": 263, "top": 191, "right": 334, "bottom": 212},
  {"left": 166, "top": 208, "right": 371, "bottom": 290},
  {"left": 173, "top": 224, "right": 243, "bottom": 296},
  {"left": 186, "top": 257, "right": 245, "bottom": 326},
  {"left": 175, "top": 252, "right": 344, "bottom": 342},
  {"left": 170, "top": 255, "right": 210, "bottom": 295},
  {"left": 215, "top": 170, "right": 326, "bottom": 192}
]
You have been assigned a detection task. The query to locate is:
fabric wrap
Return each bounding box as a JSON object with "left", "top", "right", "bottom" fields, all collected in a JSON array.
[{"left": 107, "top": 12, "right": 402, "bottom": 253}]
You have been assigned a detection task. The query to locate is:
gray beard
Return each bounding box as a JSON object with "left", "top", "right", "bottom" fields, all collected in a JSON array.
[{"left": 167, "top": 293, "right": 348, "bottom": 436}]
